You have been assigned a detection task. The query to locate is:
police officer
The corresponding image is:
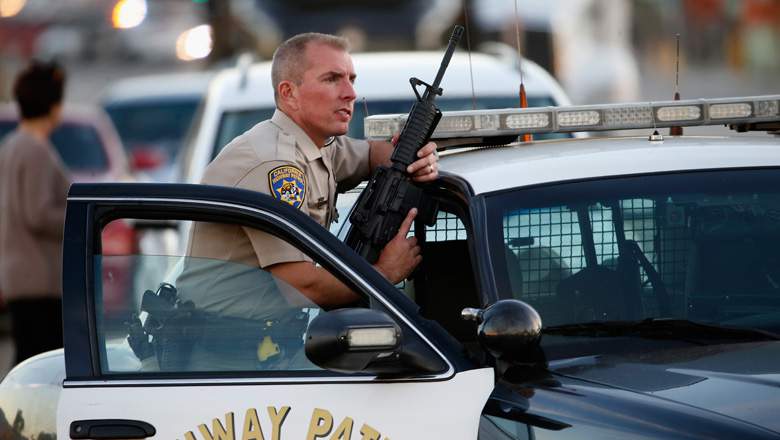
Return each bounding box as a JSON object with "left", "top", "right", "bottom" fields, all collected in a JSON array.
[
  {"left": 173, "top": 33, "right": 438, "bottom": 370},
  {"left": 186, "top": 32, "right": 437, "bottom": 304}
]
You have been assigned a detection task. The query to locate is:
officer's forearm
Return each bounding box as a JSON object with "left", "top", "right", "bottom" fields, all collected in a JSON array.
[
  {"left": 268, "top": 261, "right": 361, "bottom": 308},
  {"left": 367, "top": 140, "right": 394, "bottom": 172}
]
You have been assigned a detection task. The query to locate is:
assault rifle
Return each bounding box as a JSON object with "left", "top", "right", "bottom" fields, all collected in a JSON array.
[{"left": 345, "top": 25, "right": 464, "bottom": 263}]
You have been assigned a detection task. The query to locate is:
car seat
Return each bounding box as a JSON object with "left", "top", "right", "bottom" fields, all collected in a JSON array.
[{"left": 556, "top": 265, "right": 626, "bottom": 322}]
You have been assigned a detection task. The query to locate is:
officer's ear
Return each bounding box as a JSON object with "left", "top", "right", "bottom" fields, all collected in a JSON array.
[{"left": 278, "top": 80, "right": 299, "bottom": 111}]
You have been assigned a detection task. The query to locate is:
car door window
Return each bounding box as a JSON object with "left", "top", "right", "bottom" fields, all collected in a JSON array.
[
  {"left": 341, "top": 191, "right": 481, "bottom": 344},
  {"left": 407, "top": 205, "right": 482, "bottom": 344},
  {"left": 97, "top": 218, "right": 339, "bottom": 375}
]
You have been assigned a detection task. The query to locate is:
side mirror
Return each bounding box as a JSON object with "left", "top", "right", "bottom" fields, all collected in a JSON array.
[
  {"left": 305, "top": 308, "right": 446, "bottom": 376},
  {"left": 462, "top": 299, "right": 542, "bottom": 362}
]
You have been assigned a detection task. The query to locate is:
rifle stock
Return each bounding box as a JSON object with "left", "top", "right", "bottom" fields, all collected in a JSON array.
[{"left": 345, "top": 25, "right": 464, "bottom": 264}]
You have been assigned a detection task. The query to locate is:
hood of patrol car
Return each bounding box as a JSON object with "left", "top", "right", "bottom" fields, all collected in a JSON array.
[{"left": 545, "top": 340, "right": 780, "bottom": 434}]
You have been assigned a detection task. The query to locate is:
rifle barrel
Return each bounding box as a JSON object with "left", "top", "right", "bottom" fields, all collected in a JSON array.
[{"left": 428, "top": 25, "right": 464, "bottom": 97}]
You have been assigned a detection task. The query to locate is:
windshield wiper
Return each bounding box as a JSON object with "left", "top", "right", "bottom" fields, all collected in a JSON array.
[{"left": 544, "top": 318, "right": 780, "bottom": 342}]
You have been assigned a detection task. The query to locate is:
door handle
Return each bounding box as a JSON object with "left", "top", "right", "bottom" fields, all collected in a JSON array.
[{"left": 70, "top": 419, "right": 156, "bottom": 439}]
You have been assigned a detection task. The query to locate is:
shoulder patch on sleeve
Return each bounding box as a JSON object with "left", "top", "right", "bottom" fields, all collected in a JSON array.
[{"left": 268, "top": 165, "right": 306, "bottom": 209}]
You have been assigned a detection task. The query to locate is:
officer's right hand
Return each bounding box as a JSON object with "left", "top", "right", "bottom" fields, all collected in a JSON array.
[{"left": 374, "top": 208, "right": 422, "bottom": 284}]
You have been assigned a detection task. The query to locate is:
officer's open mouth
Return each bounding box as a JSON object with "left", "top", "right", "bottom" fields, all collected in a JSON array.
[{"left": 337, "top": 108, "right": 352, "bottom": 118}]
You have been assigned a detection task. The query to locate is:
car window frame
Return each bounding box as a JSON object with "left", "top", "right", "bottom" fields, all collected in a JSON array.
[
  {"left": 62, "top": 183, "right": 465, "bottom": 384},
  {"left": 340, "top": 175, "right": 498, "bottom": 344}
]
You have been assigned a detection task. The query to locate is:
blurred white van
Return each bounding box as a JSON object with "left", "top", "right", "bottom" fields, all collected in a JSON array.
[{"left": 179, "top": 51, "right": 572, "bottom": 187}]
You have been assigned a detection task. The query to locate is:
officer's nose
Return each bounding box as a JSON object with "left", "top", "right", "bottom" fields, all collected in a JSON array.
[{"left": 342, "top": 79, "right": 356, "bottom": 102}]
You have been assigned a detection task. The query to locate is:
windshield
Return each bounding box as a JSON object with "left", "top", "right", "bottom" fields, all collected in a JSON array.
[
  {"left": 105, "top": 98, "right": 200, "bottom": 158},
  {"left": 212, "top": 96, "right": 568, "bottom": 160},
  {"left": 485, "top": 169, "right": 780, "bottom": 338},
  {"left": 0, "top": 121, "right": 108, "bottom": 171}
]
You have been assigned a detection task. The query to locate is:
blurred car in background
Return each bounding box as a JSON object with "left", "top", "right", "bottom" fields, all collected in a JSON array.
[
  {"left": 0, "top": 104, "right": 135, "bottom": 314},
  {"left": 0, "top": 104, "right": 131, "bottom": 183},
  {"left": 178, "top": 51, "right": 573, "bottom": 237},
  {"left": 100, "top": 70, "right": 213, "bottom": 182}
]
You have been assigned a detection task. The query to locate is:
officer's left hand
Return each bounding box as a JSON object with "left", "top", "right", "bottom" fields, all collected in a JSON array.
[{"left": 405, "top": 141, "right": 439, "bottom": 183}]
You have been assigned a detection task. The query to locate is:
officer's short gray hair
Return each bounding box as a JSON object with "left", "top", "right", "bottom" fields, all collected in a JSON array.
[{"left": 271, "top": 33, "right": 351, "bottom": 103}]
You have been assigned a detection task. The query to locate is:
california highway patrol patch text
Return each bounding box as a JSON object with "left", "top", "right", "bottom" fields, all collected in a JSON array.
[{"left": 269, "top": 165, "right": 305, "bottom": 209}]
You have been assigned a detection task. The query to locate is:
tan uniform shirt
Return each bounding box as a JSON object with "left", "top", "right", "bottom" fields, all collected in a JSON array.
[
  {"left": 178, "top": 110, "right": 370, "bottom": 318},
  {"left": 0, "top": 130, "right": 70, "bottom": 301}
]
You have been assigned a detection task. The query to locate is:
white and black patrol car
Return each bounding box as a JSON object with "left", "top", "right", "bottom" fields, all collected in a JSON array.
[{"left": 2, "top": 95, "right": 780, "bottom": 440}]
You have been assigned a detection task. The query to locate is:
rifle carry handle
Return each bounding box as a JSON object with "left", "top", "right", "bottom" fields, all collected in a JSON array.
[{"left": 389, "top": 25, "right": 464, "bottom": 169}]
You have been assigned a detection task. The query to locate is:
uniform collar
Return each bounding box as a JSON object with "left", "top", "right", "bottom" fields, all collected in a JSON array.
[{"left": 271, "top": 109, "right": 322, "bottom": 162}]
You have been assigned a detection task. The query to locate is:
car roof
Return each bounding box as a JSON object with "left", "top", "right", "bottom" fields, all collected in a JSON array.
[
  {"left": 100, "top": 71, "right": 214, "bottom": 104},
  {"left": 440, "top": 135, "right": 780, "bottom": 195},
  {"left": 207, "top": 51, "right": 570, "bottom": 113}
]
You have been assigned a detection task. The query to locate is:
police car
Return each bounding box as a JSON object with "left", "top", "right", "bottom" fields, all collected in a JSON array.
[{"left": 2, "top": 95, "right": 780, "bottom": 440}]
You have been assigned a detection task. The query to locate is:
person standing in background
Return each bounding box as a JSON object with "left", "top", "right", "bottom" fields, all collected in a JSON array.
[{"left": 0, "top": 60, "right": 71, "bottom": 365}]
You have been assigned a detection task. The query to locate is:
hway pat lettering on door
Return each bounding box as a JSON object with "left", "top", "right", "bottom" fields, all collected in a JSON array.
[{"left": 182, "top": 406, "right": 389, "bottom": 440}]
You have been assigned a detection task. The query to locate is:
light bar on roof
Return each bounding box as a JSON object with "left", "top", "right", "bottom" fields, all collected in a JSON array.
[
  {"left": 364, "top": 95, "right": 780, "bottom": 140},
  {"left": 505, "top": 112, "right": 550, "bottom": 129},
  {"left": 656, "top": 105, "right": 702, "bottom": 122},
  {"left": 709, "top": 103, "right": 752, "bottom": 119}
]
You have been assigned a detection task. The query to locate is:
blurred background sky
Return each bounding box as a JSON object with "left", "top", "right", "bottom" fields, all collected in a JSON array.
[{"left": 0, "top": 0, "right": 778, "bottom": 107}]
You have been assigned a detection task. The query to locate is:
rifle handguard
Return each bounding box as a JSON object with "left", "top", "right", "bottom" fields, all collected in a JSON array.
[{"left": 391, "top": 101, "right": 441, "bottom": 169}]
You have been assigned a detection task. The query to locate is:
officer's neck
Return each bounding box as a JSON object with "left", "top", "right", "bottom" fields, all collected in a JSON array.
[
  {"left": 282, "top": 109, "right": 330, "bottom": 148},
  {"left": 299, "top": 126, "right": 329, "bottom": 149}
]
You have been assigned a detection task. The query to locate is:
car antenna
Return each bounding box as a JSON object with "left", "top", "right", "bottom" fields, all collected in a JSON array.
[
  {"left": 513, "top": 0, "right": 532, "bottom": 142},
  {"left": 462, "top": 0, "right": 477, "bottom": 110},
  {"left": 670, "top": 33, "right": 683, "bottom": 136},
  {"left": 649, "top": 100, "right": 664, "bottom": 142}
]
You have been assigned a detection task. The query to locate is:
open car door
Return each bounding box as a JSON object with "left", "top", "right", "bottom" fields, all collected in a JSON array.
[{"left": 57, "top": 183, "right": 494, "bottom": 439}]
